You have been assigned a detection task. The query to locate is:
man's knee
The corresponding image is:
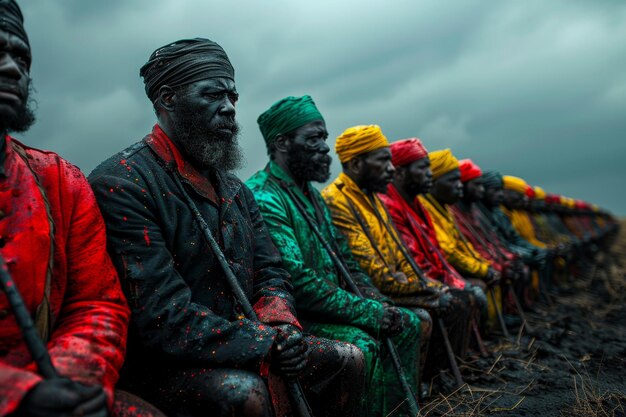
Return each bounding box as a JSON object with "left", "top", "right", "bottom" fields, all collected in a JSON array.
[
  {"left": 406, "top": 307, "right": 432, "bottom": 340},
  {"left": 213, "top": 370, "right": 271, "bottom": 417},
  {"left": 112, "top": 390, "right": 167, "bottom": 417}
]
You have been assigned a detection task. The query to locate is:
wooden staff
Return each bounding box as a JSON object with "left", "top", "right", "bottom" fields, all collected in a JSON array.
[
  {"left": 274, "top": 179, "right": 420, "bottom": 417},
  {"left": 0, "top": 256, "right": 59, "bottom": 379},
  {"left": 171, "top": 173, "right": 314, "bottom": 417}
]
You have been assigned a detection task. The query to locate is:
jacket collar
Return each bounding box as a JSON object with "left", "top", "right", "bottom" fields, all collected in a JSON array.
[
  {"left": 145, "top": 124, "right": 241, "bottom": 206},
  {"left": 0, "top": 135, "right": 7, "bottom": 178},
  {"left": 267, "top": 161, "right": 315, "bottom": 206}
]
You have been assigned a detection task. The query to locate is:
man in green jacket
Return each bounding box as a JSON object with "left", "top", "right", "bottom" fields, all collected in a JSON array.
[{"left": 247, "top": 96, "right": 424, "bottom": 417}]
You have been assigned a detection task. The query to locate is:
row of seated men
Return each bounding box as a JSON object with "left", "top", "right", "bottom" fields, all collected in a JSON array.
[{"left": 1, "top": 3, "right": 618, "bottom": 417}]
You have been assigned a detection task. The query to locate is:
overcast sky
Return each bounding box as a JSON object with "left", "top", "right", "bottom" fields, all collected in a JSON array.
[{"left": 17, "top": 1, "right": 626, "bottom": 214}]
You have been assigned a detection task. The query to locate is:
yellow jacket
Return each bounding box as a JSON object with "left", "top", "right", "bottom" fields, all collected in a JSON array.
[
  {"left": 420, "top": 195, "right": 491, "bottom": 278},
  {"left": 322, "top": 173, "right": 432, "bottom": 297},
  {"left": 503, "top": 208, "right": 547, "bottom": 248}
]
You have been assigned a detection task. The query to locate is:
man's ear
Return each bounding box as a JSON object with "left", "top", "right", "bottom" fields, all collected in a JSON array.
[
  {"left": 394, "top": 165, "right": 406, "bottom": 182},
  {"left": 274, "top": 134, "right": 290, "bottom": 154},
  {"left": 155, "top": 85, "right": 176, "bottom": 112},
  {"left": 346, "top": 156, "right": 362, "bottom": 176}
]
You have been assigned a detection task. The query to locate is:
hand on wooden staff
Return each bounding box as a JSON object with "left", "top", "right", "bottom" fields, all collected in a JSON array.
[
  {"left": 485, "top": 267, "right": 501, "bottom": 287},
  {"left": 16, "top": 378, "right": 108, "bottom": 417},
  {"left": 272, "top": 324, "right": 309, "bottom": 379},
  {"left": 436, "top": 290, "right": 454, "bottom": 315},
  {"left": 380, "top": 306, "right": 406, "bottom": 337}
]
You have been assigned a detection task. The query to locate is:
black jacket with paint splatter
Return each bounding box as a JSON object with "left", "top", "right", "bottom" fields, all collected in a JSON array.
[{"left": 89, "top": 125, "right": 300, "bottom": 383}]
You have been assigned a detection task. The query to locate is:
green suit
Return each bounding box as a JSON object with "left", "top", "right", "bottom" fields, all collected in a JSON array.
[{"left": 247, "top": 162, "right": 421, "bottom": 417}]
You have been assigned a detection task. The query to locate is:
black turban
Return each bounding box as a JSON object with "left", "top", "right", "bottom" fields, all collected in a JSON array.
[
  {"left": 140, "top": 38, "right": 234, "bottom": 102},
  {"left": 0, "top": 0, "right": 29, "bottom": 47},
  {"left": 482, "top": 170, "right": 504, "bottom": 189}
]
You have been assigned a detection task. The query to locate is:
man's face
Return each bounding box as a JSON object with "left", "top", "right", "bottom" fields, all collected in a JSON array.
[
  {"left": 503, "top": 189, "right": 525, "bottom": 209},
  {"left": 483, "top": 186, "right": 504, "bottom": 207},
  {"left": 464, "top": 177, "right": 485, "bottom": 202},
  {"left": 0, "top": 30, "right": 34, "bottom": 132},
  {"left": 431, "top": 168, "right": 463, "bottom": 205},
  {"left": 358, "top": 147, "right": 395, "bottom": 194},
  {"left": 284, "top": 120, "right": 332, "bottom": 183},
  {"left": 397, "top": 157, "right": 432, "bottom": 197},
  {"left": 532, "top": 199, "right": 546, "bottom": 212},
  {"left": 170, "top": 77, "right": 242, "bottom": 171}
]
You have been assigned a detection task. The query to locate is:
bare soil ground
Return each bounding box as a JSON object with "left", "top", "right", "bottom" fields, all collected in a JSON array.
[{"left": 418, "top": 220, "right": 626, "bottom": 417}]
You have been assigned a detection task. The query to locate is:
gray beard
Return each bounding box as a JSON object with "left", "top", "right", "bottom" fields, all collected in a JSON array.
[{"left": 172, "top": 116, "right": 243, "bottom": 172}]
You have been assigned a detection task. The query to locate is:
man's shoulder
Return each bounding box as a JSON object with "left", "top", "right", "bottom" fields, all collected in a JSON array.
[
  {"left": 245, "top": 170, "right": 290, "bottom": 212},
  {"left": 13, "top": 138, "right": 75, "bottom": 173},
  {"left": 10, "top": 138, "right": 91, "bottom": 192},
  {"left": 245, "top": 169, "right": 271, "bottom": 193},
  {"left": 321, "top": 176, "right": 343, "bottom": 200},
  {"left": 88, "top": 140, "right": 153, "bottom": 183}
]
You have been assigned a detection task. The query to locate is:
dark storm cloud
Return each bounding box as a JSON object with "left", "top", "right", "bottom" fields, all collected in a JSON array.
[{"left": 16, "top": 0, "right": 626, "bottom": 213}]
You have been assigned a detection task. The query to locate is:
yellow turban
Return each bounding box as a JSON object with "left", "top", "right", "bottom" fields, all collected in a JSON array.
[
  {"left": 560, "top": 196, "right": 575, "bottom": 208},
  {"left": 428, "top": 149, "right": 459, "bottom": 180},
  {"left": 502, "top": 175, "right": 528, "bottom": 195},
  {"left": 335, "top": 125, "right": 389, "bottom": 163},
  {"left": 533, "top": 186, "right": 546, "bottom": 200}
]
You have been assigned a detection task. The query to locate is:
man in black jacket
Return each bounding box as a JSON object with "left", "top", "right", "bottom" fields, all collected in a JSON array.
[{"left": 89, "top": 38, "right": 364, "bottom": 417}]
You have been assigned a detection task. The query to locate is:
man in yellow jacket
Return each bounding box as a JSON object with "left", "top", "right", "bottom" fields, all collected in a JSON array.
[
  {"left": 323, "top": 125, "right": 470, "bottom": 386},
  {"left": 420, "top": 149, "right": 505, "bottom": 330},
  {"left": 501, "top": 176, "right": 548, "bottom": 248},
  {"left": 420, "top": 150, "right": 500, "bottom": 284}
]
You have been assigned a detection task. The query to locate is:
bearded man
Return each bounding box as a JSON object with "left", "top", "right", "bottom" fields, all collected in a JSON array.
[
  {"left": 0, "top": 2, "right": 163, "bottom": 417},
  {"left": 451, "top": 160, "right": 523, "bottom": 291},
  {"left": 247, "top": 96, "right": 421, "bottom": 417},
  {"left": 321, "top": 125, "right": 467, "bottom": 391},
  {"left": 89, "top": 40, "right": 364, "bottom": 417}
]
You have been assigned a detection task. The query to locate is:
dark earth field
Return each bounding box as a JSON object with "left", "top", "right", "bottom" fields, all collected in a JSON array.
[{"left": 415, "top": 220, "right": 626, "bottom": 417}]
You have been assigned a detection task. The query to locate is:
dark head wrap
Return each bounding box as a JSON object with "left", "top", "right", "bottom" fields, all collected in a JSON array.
[
  {"left": 257, "top": 95, "right": 324, "bottom": 146},
  {"left": 140, "top": 38, "right": 234, "bottom": 102},
  {"left": 482, "top": 170, "right": 503, "bottom": 189},
  {"left": 0, "top": 0, "right": 29, "bottom": 47}
]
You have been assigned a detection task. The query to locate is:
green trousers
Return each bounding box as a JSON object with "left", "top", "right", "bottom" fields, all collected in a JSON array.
[{"left": 306, "top": 308, "right": 421, "bottom": 417}]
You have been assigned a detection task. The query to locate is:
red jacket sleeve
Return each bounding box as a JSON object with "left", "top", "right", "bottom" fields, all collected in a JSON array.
[{"left": 45, "top": 162, "right": 130, "bottom": 404}]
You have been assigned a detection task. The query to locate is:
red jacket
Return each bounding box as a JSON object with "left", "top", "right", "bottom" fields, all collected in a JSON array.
[
  {"left": 379, "top": 185, "right": 467, "bottom": 289},
  {"left": 451, "top": 202, "right": 517, "bottom": 272},
  {"left": 0, "top": 136, "right": 130, "bottom": 416}
]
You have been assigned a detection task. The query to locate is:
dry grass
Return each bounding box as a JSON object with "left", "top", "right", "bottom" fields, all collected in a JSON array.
[
  {"left": 559, "top": 370, "right": 626, "bottom": 417},
  {"left": 411, "top": 223, "right": 626, "bottom": 417}
]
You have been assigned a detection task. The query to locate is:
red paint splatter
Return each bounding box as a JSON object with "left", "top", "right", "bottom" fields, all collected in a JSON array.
[{"left": 143, "top": 226, "right": 151, "bottom": 246}]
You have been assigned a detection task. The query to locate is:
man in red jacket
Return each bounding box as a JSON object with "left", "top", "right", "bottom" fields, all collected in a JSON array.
[
  {"left": 379, "top": 138, "right": 485, "bottom": 379},
  {"left": 0, "top": 3, "right": 159, "bottom": 417}
]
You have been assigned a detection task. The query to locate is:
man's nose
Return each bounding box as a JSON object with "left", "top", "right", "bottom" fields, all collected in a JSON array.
[
  {"left": 0, "top": 54, "right": 24, "bottom": 80},
  {"left": 218, "top": 96, "right": 236, "bottom": 116}
]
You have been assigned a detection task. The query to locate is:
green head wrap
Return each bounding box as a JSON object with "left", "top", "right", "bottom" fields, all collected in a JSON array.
[
  {"left": 482, "top": 170, "right": 503, "bottom": 189},
  {"left": 257, "top": 95, "right": 325, "bottom": 147}
]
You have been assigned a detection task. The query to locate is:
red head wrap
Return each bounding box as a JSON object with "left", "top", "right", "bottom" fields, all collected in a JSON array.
[
  {"left": 525, "top": 185, "right": 535, "bottom": 199},
  {"left": 458, "top": 159, "right": 482, "bottom": 183},
  {"left": 390, "top": 138, "right": 428, "bottom": 167},
  {"left": 575, "top": 200, "right": 590, "bottom": 210},
  {"left": 545, "top": 194, "right": 560, "bottom": 205}
]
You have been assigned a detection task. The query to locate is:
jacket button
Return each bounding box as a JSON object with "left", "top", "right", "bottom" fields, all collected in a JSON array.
[
  {"left": 0, "top": 209, "right": 5, "bottom": 218},
  {"left": 0, "top": 309, "right": 9, "bottom": 319}
]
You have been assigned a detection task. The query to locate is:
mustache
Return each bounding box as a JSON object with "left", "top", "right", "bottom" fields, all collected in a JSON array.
[
  {"left": 317, "top": 154, "right": 332, "bottom": 165},
  {"left": 0, "top": 81, "right": 25, "bottom": 99},
  {"left": 213, "top": 119, "right": 238, "bottom": 131}
]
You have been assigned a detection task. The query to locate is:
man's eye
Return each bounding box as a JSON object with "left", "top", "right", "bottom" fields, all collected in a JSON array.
[
  {"left": 13, "top": 54, "right": 29, "bottom": 69},
  {"left": 228, "top": 93, "right": 239, "bottom": 103}
]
